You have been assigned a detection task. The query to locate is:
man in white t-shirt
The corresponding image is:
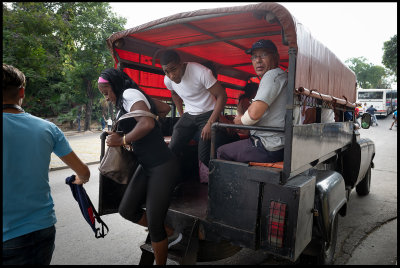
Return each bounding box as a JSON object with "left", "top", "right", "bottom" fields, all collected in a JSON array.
[
  {"left": 161, "top": 50, "right": 227, "bottom": 167},
  {"left": 217, "top": 39, "right": 287, "bottom": 163}
]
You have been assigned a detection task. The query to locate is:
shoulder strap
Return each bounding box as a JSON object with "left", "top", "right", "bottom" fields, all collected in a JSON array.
[{"left": 117, "top": 110, "right": 158, "bottom": 123}]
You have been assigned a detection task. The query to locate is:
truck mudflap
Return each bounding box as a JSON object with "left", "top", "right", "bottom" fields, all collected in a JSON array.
[
  {"left": 206, "top": 160, "right": 316, "bottom": 262},
  {"left": 312, "top": 170, "right": 347, "bottom": 244}
]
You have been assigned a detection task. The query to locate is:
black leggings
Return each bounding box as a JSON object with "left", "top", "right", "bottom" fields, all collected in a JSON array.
[{"left": 118, "top": 157, "right": 180, "bottom": 242}]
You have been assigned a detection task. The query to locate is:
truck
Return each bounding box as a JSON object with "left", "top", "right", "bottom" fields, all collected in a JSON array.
[{"left": 98, "top": 2, "right": 375, "bottom": 265}]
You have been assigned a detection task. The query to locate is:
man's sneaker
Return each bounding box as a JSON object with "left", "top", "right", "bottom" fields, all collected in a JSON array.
[{"left": 167, "top": 232, "right": 183, "bottom": 249}]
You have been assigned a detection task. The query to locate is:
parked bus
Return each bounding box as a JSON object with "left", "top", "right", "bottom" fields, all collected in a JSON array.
[{"left": 356, "top": 88, "right": 397, "bottom": 116}]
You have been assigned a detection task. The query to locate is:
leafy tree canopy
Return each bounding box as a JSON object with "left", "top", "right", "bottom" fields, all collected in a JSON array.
[
  {"left": 345, "top": 57, "right": 392, "bottom": 89},
  {"left": 3, "top": 2, "right": 126, "bottom": 130},
  {"left": 382, "top": 34, "right": 397, "bottom": 78}
]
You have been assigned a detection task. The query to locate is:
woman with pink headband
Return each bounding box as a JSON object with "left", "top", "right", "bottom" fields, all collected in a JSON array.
[{"left": 98, "top": 68, "right": 181, "bottom": 265}]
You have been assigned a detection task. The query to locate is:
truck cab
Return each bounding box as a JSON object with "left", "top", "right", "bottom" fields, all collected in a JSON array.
[{"left": 99, "top": 2, "right": 375, "bottom": 265}]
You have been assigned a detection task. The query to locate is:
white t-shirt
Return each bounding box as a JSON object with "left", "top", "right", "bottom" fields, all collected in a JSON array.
[
  {"left": 321, "top": 108, "right": 335, "bottom": 123},
  {"left": 164, "top": 62, "right": 217, "bottom": 115},
  {"left": 122, "top": 88, "right": 151, "bottom": 112}
]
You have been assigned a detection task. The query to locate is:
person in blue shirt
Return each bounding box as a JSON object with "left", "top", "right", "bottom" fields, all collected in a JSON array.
[
  {"left": 366, "top": 105, "right": 378, "bottom": 126},
  {"left": 389, "top": 110, "right": 397, "bottom": 130},
  {"left": 3, "top": 64, "right": 91, "bottom": 265}
]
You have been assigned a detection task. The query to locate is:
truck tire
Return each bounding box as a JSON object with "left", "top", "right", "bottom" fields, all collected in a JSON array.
[
  {"left": 356, "top": 165, "right": 371, "bottom": 196},
  {"left": 196, "top": 240, "right": 241, "bottom": 262},
  {"left": 300, "top": 214, "right": 338, "bottom": 265}
]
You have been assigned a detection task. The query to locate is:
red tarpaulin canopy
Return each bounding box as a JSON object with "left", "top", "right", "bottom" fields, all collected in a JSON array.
[{"left": 106, "top": 2, "right": 356, "bottom": 106}]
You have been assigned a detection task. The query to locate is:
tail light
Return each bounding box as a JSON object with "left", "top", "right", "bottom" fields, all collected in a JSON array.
[{"left": 268, "top": 200, "right": 287, "bottom": 248}]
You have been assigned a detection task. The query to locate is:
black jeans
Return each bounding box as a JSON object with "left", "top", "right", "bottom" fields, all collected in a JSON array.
[{"left": 169, "top": 110, "right": 213, "bottom": 167}]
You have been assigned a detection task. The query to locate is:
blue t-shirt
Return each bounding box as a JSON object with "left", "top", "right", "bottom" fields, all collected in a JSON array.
[{"left": 3, "top": 112, "right": 72, "bottom": 242}]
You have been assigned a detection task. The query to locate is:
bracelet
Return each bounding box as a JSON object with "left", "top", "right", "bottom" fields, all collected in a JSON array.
[
  {"left": 123, "top": 134, "right": 127, "bottom": 145},
  {"left": 241, "top": 110, "right": 260, "bottom": 125}
]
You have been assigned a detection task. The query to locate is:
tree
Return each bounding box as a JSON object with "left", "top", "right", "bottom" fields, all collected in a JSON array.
[
  {"left": 345, "top": 57, "right": 391, "bottom": 89},
  {"left": 3, "top": 2, "right": 67, "bottom": 116},
  {"left": 3, "top": 2, "right": 126, "bottom": 130},
  {"left": 382, "top": 34, "right": 397, "bottom": 78},
  {"left": 54, "top": 2, "right": 126, "bottom": 130}
]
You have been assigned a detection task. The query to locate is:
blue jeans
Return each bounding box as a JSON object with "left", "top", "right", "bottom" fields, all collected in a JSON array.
[
  {"left": 372, "top": 114, "right": 378, "bottom": 125},
  {"left": 2, "top": 225, "right": 56, "bottom": 265}
]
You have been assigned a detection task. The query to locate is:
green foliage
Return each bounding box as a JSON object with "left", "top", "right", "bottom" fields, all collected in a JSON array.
[
  {"left": 345, "top": 57, "right": 391, "bottom": 89},
  {"left": 57, "top": 106, "right": 79, "bottom": 124},
  {"left": 3, "top": 2, "right": 126, "bottom": 129},
  {"left": 382, "top": 34, "right": 397, "bottom": 78}
]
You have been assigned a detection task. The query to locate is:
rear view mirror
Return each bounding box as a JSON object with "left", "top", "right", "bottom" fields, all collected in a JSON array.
[{"left": 361, "top": 113, "right": 372, "bottom": 129}]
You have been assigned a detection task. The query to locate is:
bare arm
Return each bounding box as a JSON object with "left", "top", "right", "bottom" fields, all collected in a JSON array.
[
  {"left": 199, "top": 81, "right": 227, "bottom": 140},
  {"left": 248, "top": 100, "right": 269, "bottom": 120},
  {"left": 207, "top": 81, "right": 227, "bottom": 124},
  {"left": 233, "top": 100, "right": 269, "bottom": 125},
  {"left": 153, "top": 98, "right": 171, "bottom": 118},
  {"left": 59, "top": 151, "right": 90, "bottom": 184},
  {"left": 106, "top": 100, "right": 155, "bottom": 147},
  {"left": 171, "top": 90, "right": 184, "bottom": 116}
]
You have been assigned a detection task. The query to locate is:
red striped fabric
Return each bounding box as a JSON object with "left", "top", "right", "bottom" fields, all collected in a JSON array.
[{"left": 268, "top": 201, "right": 287, "bottom": 248}]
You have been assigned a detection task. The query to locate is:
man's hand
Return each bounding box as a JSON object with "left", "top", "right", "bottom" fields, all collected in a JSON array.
[
  {"left": 201, "top": 122, "right": 212, "bottom": 140},
  {"left": 72, "top": 175, "right": 89, "bottom": 185},
  {"left": 233, "top": 115, "right": 243, "bottom": 125}
]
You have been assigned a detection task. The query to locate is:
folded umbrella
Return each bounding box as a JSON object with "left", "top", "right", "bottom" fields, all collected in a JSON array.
[{"left": 65, "top": 175, "right": 109, "bottom": 238}]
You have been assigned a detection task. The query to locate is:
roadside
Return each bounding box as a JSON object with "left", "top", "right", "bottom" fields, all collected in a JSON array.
[{"left": 49, "top": 130, "right": 103, "bottom": 171}]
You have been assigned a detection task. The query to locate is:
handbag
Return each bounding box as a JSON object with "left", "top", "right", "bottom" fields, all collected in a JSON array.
[
  {"left": 98, "top": 110, "right": 158, "bottom": 184},
  {"left": 99, "top": 145, "right": 137, "bottom": 184}
]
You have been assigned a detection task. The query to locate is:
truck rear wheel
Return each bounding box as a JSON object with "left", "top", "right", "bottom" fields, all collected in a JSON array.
[{"left": 356, "top": 165, "right": 371, "bottom": 196}]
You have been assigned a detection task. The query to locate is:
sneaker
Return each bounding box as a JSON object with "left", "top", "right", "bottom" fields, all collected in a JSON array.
[{"left": 167, "top": 232, "right": 183, "bottom": 249}]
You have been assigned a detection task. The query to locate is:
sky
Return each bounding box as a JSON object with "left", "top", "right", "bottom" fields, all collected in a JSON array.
[{"left": 108, "top": 2, "right": 397, "bottom": 68}]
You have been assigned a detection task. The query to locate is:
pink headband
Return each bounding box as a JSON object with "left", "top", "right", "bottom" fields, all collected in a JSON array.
[{"left": 98, "top": 77, "right": 109, "bottom": 83}]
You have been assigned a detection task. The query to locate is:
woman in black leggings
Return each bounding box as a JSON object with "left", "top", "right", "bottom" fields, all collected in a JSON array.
[{"left": 98, "top": 68, "right": 180, "bottom": 265}]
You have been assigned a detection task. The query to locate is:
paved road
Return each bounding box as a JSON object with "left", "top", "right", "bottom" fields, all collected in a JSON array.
[
  {"left": 49, "top": 116, "right": 397, "bottom": 265},
  {"left": 49, "top": 130, "right": 102, "bottom": 170}
]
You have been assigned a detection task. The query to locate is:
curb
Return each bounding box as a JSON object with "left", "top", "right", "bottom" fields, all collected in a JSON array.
[
  {"left": 49, "top": 161, "right": 101, "bottom": 171},
  {"left": 63, "top": 130, "right": 103, "bottom": 137}
]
